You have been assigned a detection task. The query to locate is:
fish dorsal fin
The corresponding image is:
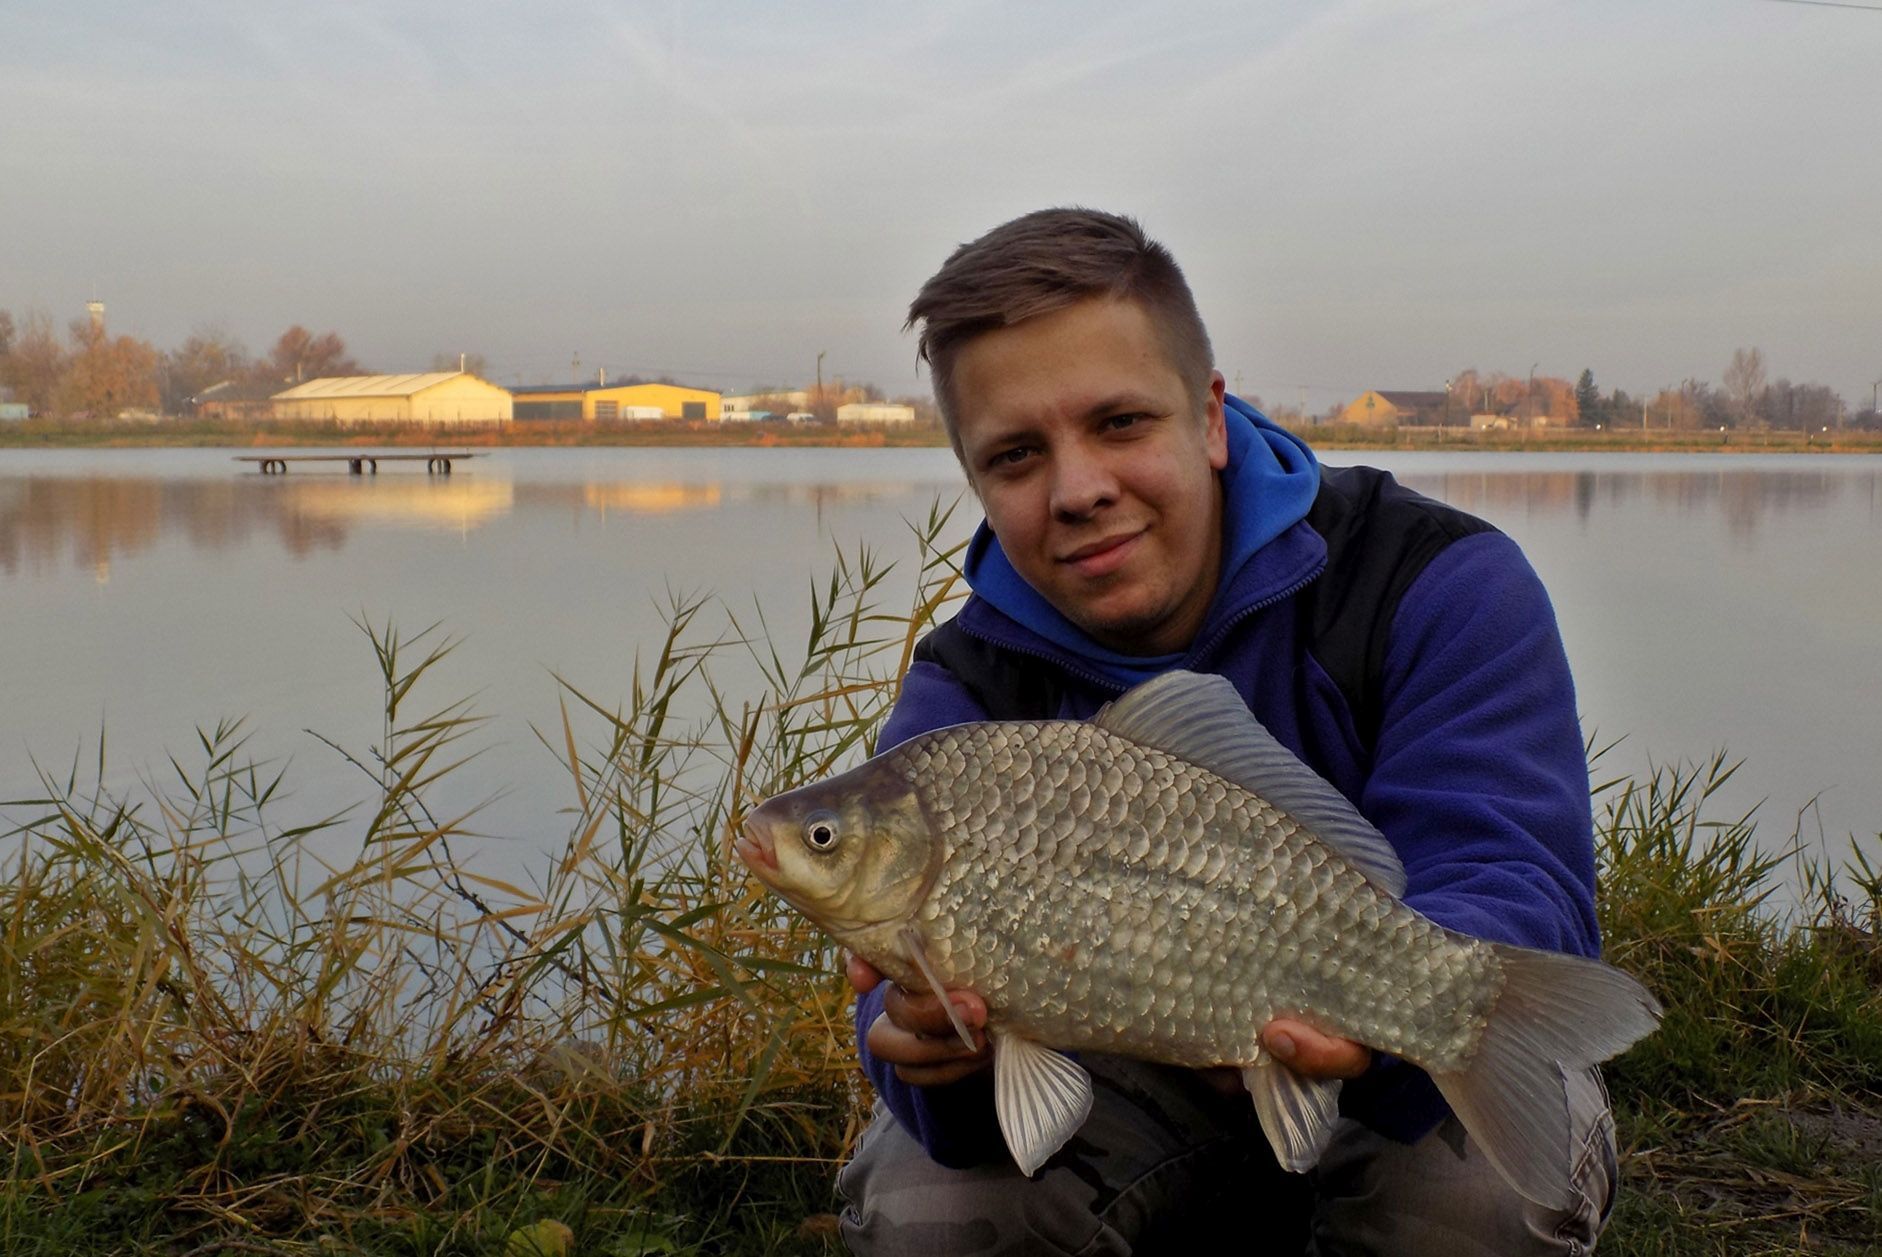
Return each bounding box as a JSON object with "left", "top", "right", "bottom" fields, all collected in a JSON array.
[
  {"left": 1093, "top": 671, "right": 1407, "bottom": 897},
  {"left": 990, "top": 1029, "right": 1093, "bottom": 1177},
  {"left": 1243, "top": 1050, "right": 1343, "bottom": 1173}
]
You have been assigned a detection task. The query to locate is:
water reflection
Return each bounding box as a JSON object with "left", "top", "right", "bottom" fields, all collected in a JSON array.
[
  {"left": 0, "top": 470, "right": 956, "bottom": 574},
  {"left": 1, "top": 450, "right": 1877, "bottom": 888},
  {"left": 1394, "top": 467, "right": 1870, "bottom": 540},
  {"left": 286, "top": 478, "right": 516, "bottom": 531},
  {"left": 2, "top": 459, "right": 1875, "bottom": 580}
]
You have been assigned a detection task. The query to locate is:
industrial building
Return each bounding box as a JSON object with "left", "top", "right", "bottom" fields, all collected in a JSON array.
[
  {"left": 271, "top": 373, "right": 513, "bottom": 425},
  {"left": 724, "top": 390, "right": 810, "bottom": 416},
  {"left": 836, "top": 402, "right": 917, "bottom": 425},
  {"left": 511, "top": 381, "right": 721, "bottom": 422},
  {"left": 1337, "top": 390, "right": 1449, "bottom": 426}
]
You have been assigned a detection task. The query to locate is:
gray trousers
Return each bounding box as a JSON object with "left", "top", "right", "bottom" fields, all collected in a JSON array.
[{"left": 837, "top": 1057, "right": 1617, "bottom": 1256}]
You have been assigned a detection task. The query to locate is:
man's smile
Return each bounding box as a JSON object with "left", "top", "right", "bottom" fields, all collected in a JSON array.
[{"left": 1058, "top": 528, "right": 1145, "bottom": 578}]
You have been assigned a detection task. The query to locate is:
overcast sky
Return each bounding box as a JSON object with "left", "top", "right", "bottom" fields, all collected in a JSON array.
[{"left": 4, "top": 0, "right": 1878, "bottom": 409}]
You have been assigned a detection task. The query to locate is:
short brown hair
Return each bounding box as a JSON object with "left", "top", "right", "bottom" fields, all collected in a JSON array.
[{"left": 906, "top": 208, "right": 1216, "bottom": 454}]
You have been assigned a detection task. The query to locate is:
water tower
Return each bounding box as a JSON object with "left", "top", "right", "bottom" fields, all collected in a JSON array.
[{"left": 86, "top": 299, "right": 106, "bottom": 338}]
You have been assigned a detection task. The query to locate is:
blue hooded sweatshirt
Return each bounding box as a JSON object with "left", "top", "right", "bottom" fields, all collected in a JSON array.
[{"left": 859, "top": 398, "right": 1598, "bottom": 1167}]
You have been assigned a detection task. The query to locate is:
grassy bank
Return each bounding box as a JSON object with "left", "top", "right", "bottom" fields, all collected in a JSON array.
[
  {"left": 3, "top": 415, "right": 1881, "bottom": 454},
  {"left": 1, "top": 531, "right": 1877, "bottom": 1254}
]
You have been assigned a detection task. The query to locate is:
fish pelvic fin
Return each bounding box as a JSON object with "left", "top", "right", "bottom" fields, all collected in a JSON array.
[
  {"left": 898, "top": 925, "right": 976, "bottom": 1052},
  {"left": 991, "top": 1030, "right": 1093, "bottom": 1177},
  {"left": 1429, "top": 944, "right": 1663, "bottom": 1212},
  {"left": 1243, "top": 1053, "right": 1343, "bottom": 1173}
]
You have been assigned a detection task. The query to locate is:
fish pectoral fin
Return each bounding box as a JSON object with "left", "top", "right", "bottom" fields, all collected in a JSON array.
[
  {"left": 898, "top": 925, "right": 976, "bottom": 1052},
  {"left": 1243, "top": 1055, "right": 1343, "bottom": 1173},
  {"left": 991, "top": 1029, "right": 1093, "bottom": 1177}
]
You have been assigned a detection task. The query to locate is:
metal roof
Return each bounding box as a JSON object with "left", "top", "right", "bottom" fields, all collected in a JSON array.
[
  {"left": 1375, "top": 390, "right": 1448, "bottom": 408},
  {"left": 273, "top": 372, "right": 481, "bottom": 400},
  {"left": 511, "top": 381, "right": 720, "bottom": 396}
]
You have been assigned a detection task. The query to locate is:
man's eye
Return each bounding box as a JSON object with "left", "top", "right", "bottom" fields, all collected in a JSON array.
[
  {"left": 1105, "top": 412, "right": 1145, "bottom": 431},
  {"left": 990, "top": 447, "right": 1032, "bottom": 468}
]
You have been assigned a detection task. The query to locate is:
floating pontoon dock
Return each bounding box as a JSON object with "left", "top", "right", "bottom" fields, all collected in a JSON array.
[{"left": 234, "top": 452, "right": 485, "bottom": 475}]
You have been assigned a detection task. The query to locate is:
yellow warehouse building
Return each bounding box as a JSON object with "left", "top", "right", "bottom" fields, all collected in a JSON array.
[
  {"left": 271, "top": 373, "right": 513, "bottom": 425},
  {"left": 511, "top": 382, "right": 721, "bottom": 422}
]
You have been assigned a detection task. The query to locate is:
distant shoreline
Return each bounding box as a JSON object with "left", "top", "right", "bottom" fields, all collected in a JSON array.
[{"left": 2, "top": 418, "right": 1878, "bottom": 455}]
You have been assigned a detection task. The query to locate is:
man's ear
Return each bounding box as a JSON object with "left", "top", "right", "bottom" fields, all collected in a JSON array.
[{"left": 1205, "top": 372, "right": 1229, "bottom": 470}]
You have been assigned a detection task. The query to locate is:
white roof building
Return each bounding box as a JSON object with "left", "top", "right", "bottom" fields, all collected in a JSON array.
[
  {"left": 836, "top": 402, "right": 917, "bottom": 425},
  {"left": 271, "top": 373, "right": 513, "bottom": 425}
]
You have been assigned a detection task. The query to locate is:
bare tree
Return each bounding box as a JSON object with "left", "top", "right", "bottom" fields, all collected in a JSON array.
[
  {"left": 1723, "top": 347, "right": 1767, "bottom": 429},
  {"left": 263, "top": 326, "right": 362, "bottom": 385},
  {"left": 163, "top": 327, "right": 250, "bottom": 414}
]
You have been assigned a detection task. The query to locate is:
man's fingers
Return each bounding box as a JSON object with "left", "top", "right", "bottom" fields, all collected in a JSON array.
[
  {"left": 845, "top": 953, "right": 882, "bottom": 995},
  {"left": 1262, "top": 1019, "right": 1371, "bottom": 1080},
  {"left": 882, "top": 982, "right": 987, "bottom": 1040},
  {"left": 866, "top": 1012, "right": 984, "bottom": 1065}
]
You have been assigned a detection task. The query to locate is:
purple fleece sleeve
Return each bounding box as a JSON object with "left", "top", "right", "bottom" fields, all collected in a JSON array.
[
  {"left": 854, "top": 658, "right": 1008, "bottom": 1167},
  {"left": 1362, "top": 531, "right": 1601, "bottom": 957},
  {"left": 1337, "top": 530, "right": 1600, "bottom": 1143}
]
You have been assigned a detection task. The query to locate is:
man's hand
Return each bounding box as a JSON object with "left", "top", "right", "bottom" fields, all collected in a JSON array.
[
  {"left": 1261, "top": 1018, "right": 1371, "bottom": 1079},
  {"left": 847, "top": 953, "right": 992, "bottom": 1088}
]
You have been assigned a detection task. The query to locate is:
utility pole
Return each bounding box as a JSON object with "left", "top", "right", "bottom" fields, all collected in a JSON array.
[{"left": 816, "top": 350, "right": 826, "bottom": 400}]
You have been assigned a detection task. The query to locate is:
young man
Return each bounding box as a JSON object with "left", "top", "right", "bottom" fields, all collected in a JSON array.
[{"left": 838, "top": 209, "right": 1616, "bottom": 1255}]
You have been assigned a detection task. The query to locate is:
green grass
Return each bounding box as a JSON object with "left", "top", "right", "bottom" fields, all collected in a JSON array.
[
  {"left": 0, "top": 513, "right": 1876, "bottom": 1253},
  {"left": 1593, "top": 753, "right": 1882, "bottom": 1254}
]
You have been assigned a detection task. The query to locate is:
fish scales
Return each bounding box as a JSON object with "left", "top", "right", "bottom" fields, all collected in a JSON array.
[{"left": 901, "top": 721, "right": 1499, "bottom": 1070}]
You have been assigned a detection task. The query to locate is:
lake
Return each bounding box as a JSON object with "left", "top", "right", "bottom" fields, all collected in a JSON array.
[{"left": 2, "top": 447, "right": 1877, "bottom": 891}]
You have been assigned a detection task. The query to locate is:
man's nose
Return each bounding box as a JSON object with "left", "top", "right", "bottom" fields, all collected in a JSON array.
[{"left": 1049, "top": 446, "right": 1118, "bottom": 519}]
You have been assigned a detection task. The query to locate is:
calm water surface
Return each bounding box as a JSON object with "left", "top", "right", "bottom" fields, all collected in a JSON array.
[{"left": 2, "top": 447, "right": 1877, "bottom": 885}]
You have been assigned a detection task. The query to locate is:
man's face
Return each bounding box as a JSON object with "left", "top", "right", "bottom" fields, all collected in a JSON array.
[{"left": 950, "top": 297, "right": 1229, "bottom": 657}]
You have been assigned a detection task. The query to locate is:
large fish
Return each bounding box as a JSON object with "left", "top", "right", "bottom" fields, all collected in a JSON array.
[{"left": 736, "top": 670, "right": 1660, "bottom": 1209}]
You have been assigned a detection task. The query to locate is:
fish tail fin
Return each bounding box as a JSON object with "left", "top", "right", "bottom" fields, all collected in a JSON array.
[{"left": 1428, "top": 944, "right": 1661, "bottom": 1211}]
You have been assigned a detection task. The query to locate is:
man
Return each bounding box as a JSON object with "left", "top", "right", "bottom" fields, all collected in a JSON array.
[{"left": 838, "top": 208, "right": 1615, "bottom": 1255}]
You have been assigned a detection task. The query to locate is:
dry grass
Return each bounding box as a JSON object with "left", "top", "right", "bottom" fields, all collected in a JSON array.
[{"left": 0, "top": 502, "right": 967, "bottom": 1253}]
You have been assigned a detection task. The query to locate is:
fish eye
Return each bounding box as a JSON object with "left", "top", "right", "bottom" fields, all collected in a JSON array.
[{"left": 805, "top": 812, "right": 840, "bottom": 852}]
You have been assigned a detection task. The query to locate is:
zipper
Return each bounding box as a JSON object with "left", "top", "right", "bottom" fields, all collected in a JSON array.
[{"left": 1185, "top": 556, "right": 1327, "bottom": 667}]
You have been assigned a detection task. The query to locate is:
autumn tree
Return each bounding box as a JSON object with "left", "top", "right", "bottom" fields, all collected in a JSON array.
[
  {"left": 1531, "top": 376, "right": 1578, "bottom": 425},
  {"left": 55, "top": 320, "right": 162, "bottom": 417},
  {"left": 0, "top": 310, "right": 14, "bottom": 361},
  {"left": 1723, "top": 347, "right": 1767, "bottom": 429},
  {"left": 1449, "top": 369, "right": 1494, "bottom": 415},
  {"left": 162, "top": 328, "right": 250, "bottom": 414},
  {"left": 262, "top": 326, "right": 362, "bottom": 385},
  {"left": 1, "top": 311, "right": 68, "bottom": 416}
]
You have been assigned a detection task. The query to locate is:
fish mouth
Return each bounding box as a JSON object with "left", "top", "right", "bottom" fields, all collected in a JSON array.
[{"left": 734, "top": 813, "right": 778, "bottom": 875}]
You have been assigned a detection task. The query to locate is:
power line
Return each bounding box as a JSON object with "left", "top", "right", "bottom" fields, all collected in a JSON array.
[{"left": 1758, "top": 0, "right": 1882, "bottom": 11}]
